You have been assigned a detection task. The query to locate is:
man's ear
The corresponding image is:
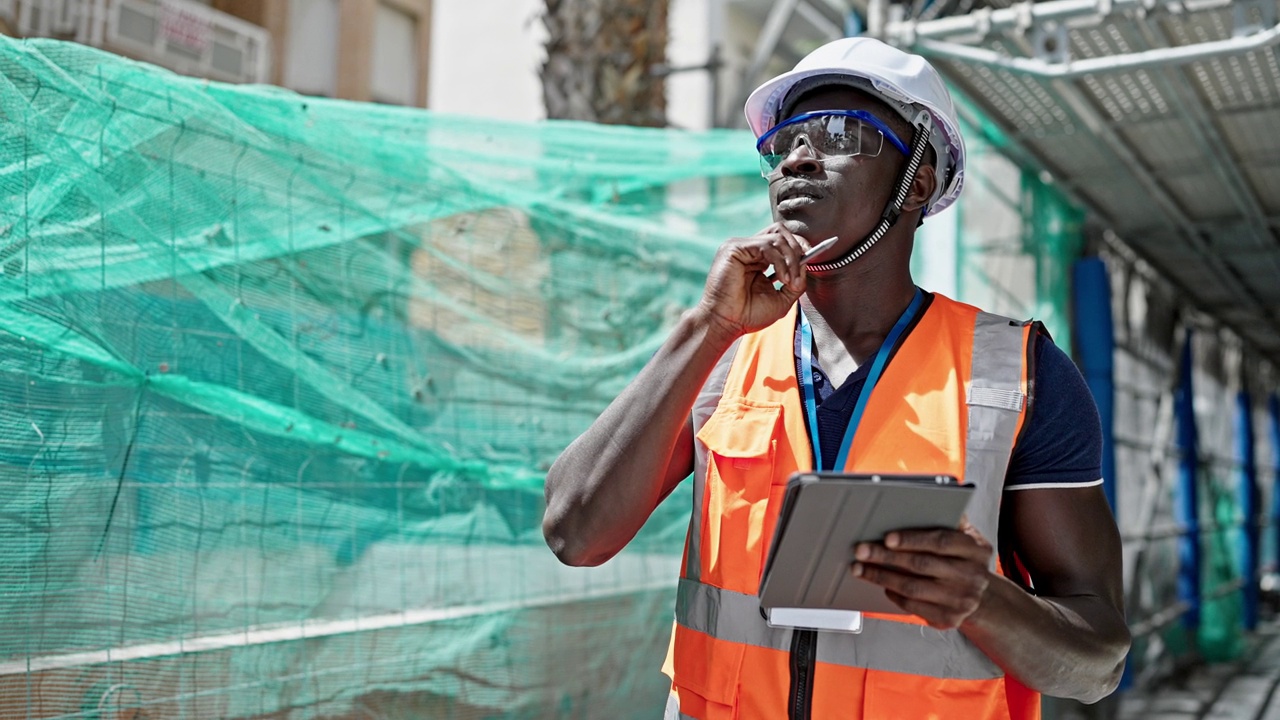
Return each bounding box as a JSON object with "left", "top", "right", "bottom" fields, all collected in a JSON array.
[{"left": 903, "top": 163, "right": 937, "bottom": 215}]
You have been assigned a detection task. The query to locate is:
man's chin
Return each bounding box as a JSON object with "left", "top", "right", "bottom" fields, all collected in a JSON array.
[{"left": 779, "top": 217, "right": 826, "bottom": 243}]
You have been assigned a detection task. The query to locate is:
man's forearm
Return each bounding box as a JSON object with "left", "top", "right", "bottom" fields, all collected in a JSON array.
[
  {"left": 542, "top": 308, "right": 735, "bottom": 567},
  {"left": 961, "top": 574, "right": 1130, "bottom": 703}
]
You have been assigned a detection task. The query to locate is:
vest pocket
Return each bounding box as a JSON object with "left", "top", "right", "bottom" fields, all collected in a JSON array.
[
  {"left": 672, "top": 622, "right": 745, "bottom": 719},
  {"left": 695, "top": 397, "right": 781, "bottom": 594},
  {"left": 861, "top": 671, "right": 1015, "bottom": 720}
]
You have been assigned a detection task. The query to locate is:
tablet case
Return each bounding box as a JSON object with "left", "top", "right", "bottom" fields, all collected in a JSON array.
[{"left": 758, "top": 472, "right": 975, "bottom": 615}]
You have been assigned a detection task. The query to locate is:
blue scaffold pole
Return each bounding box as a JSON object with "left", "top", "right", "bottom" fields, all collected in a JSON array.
[
  {"left": 1072, "top": 256, "right": 1129, "bottom": 685},
  {"left": 1072, "top": 257, "right": 1116, "bottom": 512},
  {"left": 1270, "top": 394, "right": 1280, "bottom": 587},
  {"left": 1175, "top": 328, "right": 1201, "bottom": 630},
  {"left": 1238, "top": 389, "right": 1259, "bottom": 631}
]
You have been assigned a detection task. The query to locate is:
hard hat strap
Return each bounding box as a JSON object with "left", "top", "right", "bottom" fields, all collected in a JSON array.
[{"left": 806, "top": 115, "right": 933, "bottom": 273}]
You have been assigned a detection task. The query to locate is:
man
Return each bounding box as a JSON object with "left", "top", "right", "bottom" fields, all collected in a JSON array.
[{"left": 543, "top": 37, "right": 1129, "bottom": 719}]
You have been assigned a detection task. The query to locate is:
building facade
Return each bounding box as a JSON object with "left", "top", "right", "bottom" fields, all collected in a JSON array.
[{"left": 0, "top": 0, "right": 432, "bottom": 107}]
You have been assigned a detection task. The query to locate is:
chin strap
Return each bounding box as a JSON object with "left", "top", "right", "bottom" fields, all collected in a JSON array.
[{"left": 807, "top": 112, "right": 933, "bottom": 274}]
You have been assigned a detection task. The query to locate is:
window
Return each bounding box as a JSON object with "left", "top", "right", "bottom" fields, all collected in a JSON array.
[
  {"left": 284, "top": 0, "right": 340, "bottom": 97},
  {"left": 370, "top": 3, "right": 418, "bottom": 106}
]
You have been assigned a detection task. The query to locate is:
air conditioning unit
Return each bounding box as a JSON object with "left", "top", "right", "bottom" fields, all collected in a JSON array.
[{"left": 106, "top": 0, "right": 270, "bottom": 84}]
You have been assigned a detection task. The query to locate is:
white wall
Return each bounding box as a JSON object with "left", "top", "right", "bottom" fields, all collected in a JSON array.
[
  {"left": 667, "top": 0, "right": 718, "bottom": 130},
  {"left": 427, "top": 0, "right": 548, "bottom": 122}
]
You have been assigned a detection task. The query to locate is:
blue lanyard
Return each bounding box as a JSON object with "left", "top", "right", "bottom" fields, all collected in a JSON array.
[{"left": 798, "top": 287, "right": 925, "bottom": 471}]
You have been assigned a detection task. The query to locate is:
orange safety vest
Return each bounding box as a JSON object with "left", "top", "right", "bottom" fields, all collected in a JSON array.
[{"left": 664, "top": 293, "right": 1040, "bottom": 720}]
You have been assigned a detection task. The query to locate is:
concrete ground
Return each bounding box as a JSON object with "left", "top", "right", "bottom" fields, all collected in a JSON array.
[{"left": 1045, "top": 625, "right": 1280, "bottom": 720}]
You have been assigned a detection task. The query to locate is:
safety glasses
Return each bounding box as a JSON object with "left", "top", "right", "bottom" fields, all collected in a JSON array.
[{"left": 755, "top": 110, "right": 911, "bottom": 177}]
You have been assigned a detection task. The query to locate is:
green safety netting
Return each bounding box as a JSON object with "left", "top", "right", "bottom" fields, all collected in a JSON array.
[
  {"left": 1140, "top": 461, "right": 1250, "bottom": 673},
  {"left": 942, "top": 93, "right": 1083, "bottom": 354},
  {"left": 1200, "top": 468, "right": 1246, "bottom": 662},
  {"left": 0, "top": 35, "right": 759, "bottom": 720},
  {"left": 0, "top": 36, "right": 1082, "bottom": 720}
]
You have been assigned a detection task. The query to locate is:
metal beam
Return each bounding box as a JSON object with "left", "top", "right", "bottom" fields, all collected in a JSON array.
[
  {"left": 960, "top": 35, "right": 1280, "bottom": 365},
  {"left": 896, "top": 1, "right": 1280, "bottom": 361},
  {"left": 908, "top": 22, "right": 1280, "bottom": 79},
  {"left": 952, "top": 65, "right": 1269, "bottom": 338},
  {"left": 796, "top": 0, "right": 845, "bottom": 40},
  {"left": 1127, "top": 17, "right": 1280, "bottom": 277},
  {"left": 954, "top": 72, "right": 1280, "bottom": 366},
  {"left": 1178, "top": 216, "right": 1280, "bottom": 235},
  {"left": 735, "top": 0, "right": 802, "bottom": 121},
  {"left": 887, "top": 0, "right": 1235, "bottom": 43}
]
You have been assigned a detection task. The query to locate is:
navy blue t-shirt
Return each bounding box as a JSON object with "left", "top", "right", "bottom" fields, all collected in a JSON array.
[{"left": 794, "top": 297, "right": 1103, "bottom": 490}]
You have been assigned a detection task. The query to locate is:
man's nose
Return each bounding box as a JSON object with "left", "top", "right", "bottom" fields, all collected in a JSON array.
[{"left": 779, "top": 137, "right": 822, "bottom": 177}]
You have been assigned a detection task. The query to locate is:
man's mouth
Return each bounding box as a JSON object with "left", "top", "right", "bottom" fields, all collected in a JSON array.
[{"left": 776, "top": 184, "right": 823, "bottom": 210}]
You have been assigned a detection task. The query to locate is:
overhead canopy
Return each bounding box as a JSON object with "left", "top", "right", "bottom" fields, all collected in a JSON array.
[{"left": 881, "top": 0, "right": 1280, "bottom": 366}]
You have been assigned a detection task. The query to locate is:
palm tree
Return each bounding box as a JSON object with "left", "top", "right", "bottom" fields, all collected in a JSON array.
[{"left": 540, "top": 0, "right": 669, "bottom": 127}]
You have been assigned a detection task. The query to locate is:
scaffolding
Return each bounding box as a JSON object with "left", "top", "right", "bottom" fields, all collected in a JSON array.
[
  {"left": 725, "top": 0, "right": 1280, "bottom": 690},
  {"left": 874, "top": 0, "right": 1280, "bottom": 685}
]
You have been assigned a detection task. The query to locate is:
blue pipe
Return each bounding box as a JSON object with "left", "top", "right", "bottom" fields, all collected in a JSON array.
[
  {"left": 1270, "top": 394, "right": 1280, "bottom": 579},
  {"left": 1072, "top": 257, "right": 1130, "bottom": 686},
  {"left": 1237, "top": 390, "right": 1259, "bottom": 631},
  {"left": 1175, "top": 328, "right": 1201, "bottom": 629},
  {"left": 1072, "top": 257, "right": 1116, "bottom": 512}
]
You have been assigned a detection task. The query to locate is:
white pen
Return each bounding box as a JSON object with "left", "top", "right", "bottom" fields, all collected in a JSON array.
[
  {"left": 800, "top": 235, "right": 840, "bottom": 264},
  {"left": 764, "top": 235, "right": 840, "bottom": 279}
]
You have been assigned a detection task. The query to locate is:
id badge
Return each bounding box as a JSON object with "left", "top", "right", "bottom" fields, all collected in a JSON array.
[{"left": 766, "top": 607, "right": 863, "bottom": 634}]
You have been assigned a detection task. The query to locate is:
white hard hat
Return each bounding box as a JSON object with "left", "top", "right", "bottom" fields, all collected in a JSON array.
[{"left": 744, "top": 37, "right": 966, "bottom": 215}]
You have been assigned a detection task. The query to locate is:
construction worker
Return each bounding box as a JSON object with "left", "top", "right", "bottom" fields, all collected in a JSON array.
[{"left": 543, "top": 37, "right": 1129, "bottom": 719}]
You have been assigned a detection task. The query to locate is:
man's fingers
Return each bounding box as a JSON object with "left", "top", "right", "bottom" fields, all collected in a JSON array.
[
  {"left": 854, "top": 560, "right": 987, "bottom": 631},
  {"left": 750, "top": 234, "right": 806, "bottom": 290},
  {"left": 957, "top": 515, "right": 986, "bottom": 543},
  {"left": 770, "top": 226, "right": 811, "bottom": 284},
  {"left": 853, "top": 563, "right": 985, "bottom": 607},
  {"left": 758, "top": 244, "right": 794, "bottom": 286},
  {"left": 724, "top": 239, "right": 774, "bottom": 273},
  {"left": 854, "top": 543, "right": 987, "bottom": 583},
  {"left": 773, "top": 224, "right": 813, "bottom": 254},
  {"left": 881, "top": 527, "right": 992, "bottom": 562},
  {"left": 701, "top": 230, "right": 809, "bottom": 337},
  {"left": 851, "top": 528, "right": 992, "bottom": 630},
  {"left": 775, "top": 231, "right": 809, "bottom": 290},
  {"left": 882, "top": 590, "right": 974, "bottom": 631}
]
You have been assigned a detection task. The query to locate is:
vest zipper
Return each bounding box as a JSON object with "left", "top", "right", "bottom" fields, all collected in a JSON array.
[{"left": 788, "top": 629, "right": 817, "bottom": 720}]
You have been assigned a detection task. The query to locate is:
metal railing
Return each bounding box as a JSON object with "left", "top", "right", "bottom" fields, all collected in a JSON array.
[
  {"left": 1124, "top": 510, "right": 1276, "bottom": 645},
  {"left": 0, "top": 0, "right": 271, "bottom": 84}
]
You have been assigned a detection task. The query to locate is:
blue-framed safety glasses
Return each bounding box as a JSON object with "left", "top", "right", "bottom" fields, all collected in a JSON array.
[{"left": 755, "top": 110, "right": 911, "bottom": 177}]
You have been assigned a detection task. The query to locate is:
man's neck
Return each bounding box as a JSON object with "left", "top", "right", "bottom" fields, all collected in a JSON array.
[{"left": 800, "top": 264, "right": 917, "bottom": 368}]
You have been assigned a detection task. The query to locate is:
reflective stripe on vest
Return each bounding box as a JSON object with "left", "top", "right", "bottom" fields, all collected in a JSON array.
[
  {"left": 668, "top": 294, "right": 1037, "bottom": 717},
  {"left": 964, "top": 311, "right": 1031, "bottom": 565},
  {"left": 676, "top": 577, "right": 1001, "bottom": 679}
]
